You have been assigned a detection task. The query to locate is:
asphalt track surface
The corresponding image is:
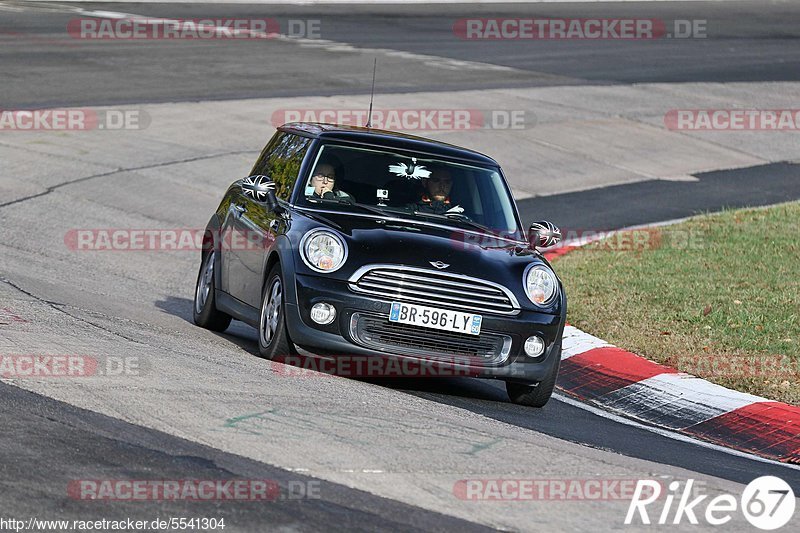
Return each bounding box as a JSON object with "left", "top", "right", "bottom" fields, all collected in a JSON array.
[
  {"left": 1, "top": 1, "right": 799, "bottom": 107},
  {"left": 0, "top": 383, "right": 492, "bottom": 531},
  {"left": 2, "top": 1, "right": 800, "bottom": 531},
  {"left": 517, "top": 162, "right": 800, "bottom": 230}
]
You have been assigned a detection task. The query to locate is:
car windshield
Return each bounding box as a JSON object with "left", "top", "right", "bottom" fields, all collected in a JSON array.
[{"left": 300, "top": 143, "right": 523, "bottom": 239}]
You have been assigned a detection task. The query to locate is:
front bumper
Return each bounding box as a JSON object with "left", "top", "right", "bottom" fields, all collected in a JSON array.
[{"left": 283, "top": 273, "right": 564, "bottom": 382}]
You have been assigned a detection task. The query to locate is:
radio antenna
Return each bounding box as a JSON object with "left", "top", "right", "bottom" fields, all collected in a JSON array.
[{"left": 365, "top": 58, "right": 377, "bottom": 129}]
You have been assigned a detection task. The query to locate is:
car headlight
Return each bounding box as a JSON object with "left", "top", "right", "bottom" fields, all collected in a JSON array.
[
  {"left": 524, "top": 264, "right": 558, "bottom": 306},
  {"left": 301, "top": 229, "right": 347, "bottom": 273}
]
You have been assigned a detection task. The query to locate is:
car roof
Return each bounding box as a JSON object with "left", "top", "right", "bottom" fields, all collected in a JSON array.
[{"left": 278, "top": 122, "right": 499, "bottom": 166}]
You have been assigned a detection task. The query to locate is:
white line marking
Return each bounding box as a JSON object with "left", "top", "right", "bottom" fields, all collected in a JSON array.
[
  {"left": 553, "top": 392, "right": 800, "bottom": 472},
  {"left": 66, "top": 7, "right": 519, "bottom": 74}
]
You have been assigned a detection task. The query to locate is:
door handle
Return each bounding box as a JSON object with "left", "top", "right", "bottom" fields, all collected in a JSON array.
[
  {"left": 232, "top": 204, "right": 246, "bottom": 216},
  {"left": 269, "top": 219, "right": 280, "bottom": 233}
]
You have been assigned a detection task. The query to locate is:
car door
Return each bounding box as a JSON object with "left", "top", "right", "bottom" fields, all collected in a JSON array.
[{"left": 226, "top": 132, "right": 311, "bottom": 308}]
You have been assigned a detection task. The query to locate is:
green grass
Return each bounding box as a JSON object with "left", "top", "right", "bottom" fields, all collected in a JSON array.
[{"left": 553, "top": 202, "right": 800, "bottom": 405}]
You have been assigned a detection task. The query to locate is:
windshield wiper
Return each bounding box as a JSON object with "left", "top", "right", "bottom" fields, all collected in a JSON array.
[{"left": 412, "top": 211, "right": 502, "bottom": 237}]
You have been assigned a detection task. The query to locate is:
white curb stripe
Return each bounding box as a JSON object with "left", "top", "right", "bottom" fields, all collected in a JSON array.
[
  {"left": 560, "top": 325, "right": 612, "bottom": 359},
  {"left": 590, "top": 372, "right": 769, "bottom": 430}
]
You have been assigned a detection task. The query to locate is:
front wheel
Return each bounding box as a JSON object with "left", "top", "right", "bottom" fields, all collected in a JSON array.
[
  {"left": 193, "top": 250, "right": 232, "bottom": 332},
  {"left": 258, "top": 264, "right": 296, "bottom": 360},
  {"left": 506, "top": 357, "right": 560, "bottom": 408}
]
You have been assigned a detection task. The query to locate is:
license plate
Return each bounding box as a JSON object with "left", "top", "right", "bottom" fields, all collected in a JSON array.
[{"left": 388, "top": 302, "right": 482, "bottom": 336}]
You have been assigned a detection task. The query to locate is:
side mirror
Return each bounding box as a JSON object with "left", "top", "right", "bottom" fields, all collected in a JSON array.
[
  {"left": 241, "top": 175, "right": 279, "bottom": 211},
  {"left": 529, "top": 220, "right": 562, "bottom": 249}
]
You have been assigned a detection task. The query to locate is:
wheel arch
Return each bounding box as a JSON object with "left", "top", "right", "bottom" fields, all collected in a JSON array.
[
  {"left": 200, "top": 214, "right": 223, "bottom": 288},
  {"left": 261, "top": 235, "right": 298, "bottom": 305}
]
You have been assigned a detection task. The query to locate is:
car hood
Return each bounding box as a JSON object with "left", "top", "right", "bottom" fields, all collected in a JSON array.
[{"left": 293, "top": 209, "right": 549, "bottom": 292}]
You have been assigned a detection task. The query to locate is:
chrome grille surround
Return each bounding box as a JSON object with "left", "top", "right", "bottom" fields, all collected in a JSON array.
[{"left": 348, "top": 264, "right": 520, "bottom": 316}]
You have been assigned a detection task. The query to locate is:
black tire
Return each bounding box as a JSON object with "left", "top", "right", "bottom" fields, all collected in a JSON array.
[
  {"left": 258, "top": 264, "right": 296, "bottom": 360},
  {"left": 506, "top": 357, "right": 560, "bottom": 408},
  {"left": 193, "top": 250, "right": 232, "bottom": 332}
]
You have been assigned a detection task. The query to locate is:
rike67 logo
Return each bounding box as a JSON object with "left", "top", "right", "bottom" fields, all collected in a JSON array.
[{"left": 626, "top": 477, "right": 795, "bottom": 530}]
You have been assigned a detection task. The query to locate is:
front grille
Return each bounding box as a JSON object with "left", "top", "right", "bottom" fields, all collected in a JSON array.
[
  {"left": 350, "top": 313, "right": 512, "bottom": 365},
  {"left": 348, "top": 265, "right": 519, "bottom": 315}
]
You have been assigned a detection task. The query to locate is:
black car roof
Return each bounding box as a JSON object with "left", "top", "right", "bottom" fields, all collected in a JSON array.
[{"left": 278, "top": 122, "right": 499, "bottom": 166}]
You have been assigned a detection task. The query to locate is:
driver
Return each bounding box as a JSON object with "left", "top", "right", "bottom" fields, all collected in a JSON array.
[
  {"left": 412, "top": 169, "right": 454, "bottom": 214},
  {"left": 310, "top": 163, "right": 353, "bottom": 202}
]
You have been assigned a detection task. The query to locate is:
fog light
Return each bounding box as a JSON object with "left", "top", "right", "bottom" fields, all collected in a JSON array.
[
  {"left": 310, "top": 302, "right": 336, "bottom": 325},
  {"left": 524, "top": 336, "right": 545, "bottom": 357}
]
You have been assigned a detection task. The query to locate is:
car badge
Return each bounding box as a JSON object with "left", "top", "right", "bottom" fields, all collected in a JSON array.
[{"left": 429, "top": 261, "right": 450, "bottom": 270}]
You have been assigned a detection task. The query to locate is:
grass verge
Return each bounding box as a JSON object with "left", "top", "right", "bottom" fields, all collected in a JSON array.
[{"left": 552, "top": 201, "right": 800, "bottom": 405}]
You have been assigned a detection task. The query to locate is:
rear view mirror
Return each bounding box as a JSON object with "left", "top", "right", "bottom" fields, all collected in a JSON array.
[
  {"left": 529, "top": 220, "right": 562, "bottom": 249},
  {"left": 241, "top": 175, "right": 279, "bottom": 211}
]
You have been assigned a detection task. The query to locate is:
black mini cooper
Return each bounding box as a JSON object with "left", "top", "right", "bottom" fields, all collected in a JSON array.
[{"left": 194, "top": 123, "right": 566, "bottom": 407}]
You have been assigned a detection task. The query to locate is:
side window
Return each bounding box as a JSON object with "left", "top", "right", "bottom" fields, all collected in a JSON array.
[{"left": 250, "top": 132, "right": 311, "bottom": 201}]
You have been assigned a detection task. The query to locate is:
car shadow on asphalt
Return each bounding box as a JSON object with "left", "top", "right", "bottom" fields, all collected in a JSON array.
[
  {"left": 154, "top": 295, "right": 194, "bottom": 321},
  {"left": 155, "top": 295, "right": 261, "bottom": 356},
  {"left": 368, "top": 376, "right": 509, "bottom": 403}
]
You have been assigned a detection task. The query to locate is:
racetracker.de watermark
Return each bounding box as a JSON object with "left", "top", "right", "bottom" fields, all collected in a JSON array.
[
  {"left": 0, "top": 355, "right": 145, "bottom": 378},
  {"left": 0, "top": 308, "right": 27, "bottom": 324},
  {"left": 453, "top": 18, "right": 706, "bottom": 40},
  {"left": 271, "top": 108, "right": 532, "bottom": 130},
  {"left": 68, "top": 479, "right": 320, "bottom": 501},
  {"left": 64, "top": 228, "right": 274, "bottom": 252},
  {"left": 452, "top": 228, "right": 705, "bottom": 252},
  {"left": 664, "top": 354, "right": 800, "bottom": 380},
  {"left": 67, "top": 18, "right": 322, "bottom": 40},
  {"left": 270, "top": 354, "right": 487, "bottom": 378},
  {"left": 453, "top": 479, "right": 663, "bottom": 501},
  {"left": 665, "top": 109, "right": 800, "bottom": 130},
  {"left": 0, "top": 109, "right": 149, "bottom": 131}
]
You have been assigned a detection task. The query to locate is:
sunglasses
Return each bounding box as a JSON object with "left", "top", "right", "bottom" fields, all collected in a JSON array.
[{"left": 313, "top": 174, "right": 335, "bottom": 183}]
